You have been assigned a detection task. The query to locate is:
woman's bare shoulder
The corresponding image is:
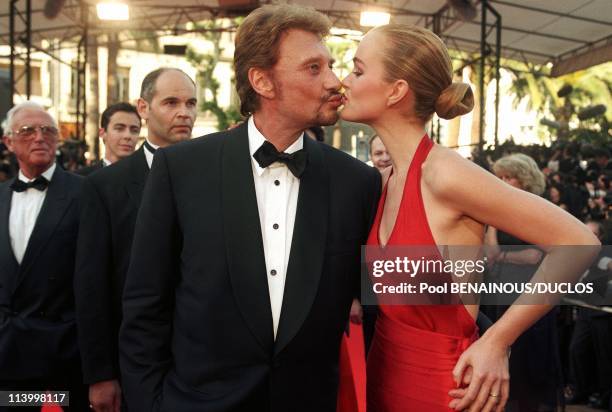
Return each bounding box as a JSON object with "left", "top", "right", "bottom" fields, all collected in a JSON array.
[{"left": 421, "top": 144, "right": 488, "bottom": 195}]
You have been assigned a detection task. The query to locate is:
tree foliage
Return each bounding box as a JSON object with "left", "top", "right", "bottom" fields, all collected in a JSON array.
[{"left": 186, "top": 19, "right": 242, "bottom": 131}]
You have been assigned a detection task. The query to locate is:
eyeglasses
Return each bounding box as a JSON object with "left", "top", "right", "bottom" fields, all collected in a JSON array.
[{"left": 12, "top": 125, "right": 59, "bottom": 140}]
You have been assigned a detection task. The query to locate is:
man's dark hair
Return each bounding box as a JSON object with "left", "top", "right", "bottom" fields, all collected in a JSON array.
[
  {"left": 100, "top": 102, "right": 140, "bottom": 130},
  {"left": 140, "top": 67, "right": 195, "bottom": 103}
]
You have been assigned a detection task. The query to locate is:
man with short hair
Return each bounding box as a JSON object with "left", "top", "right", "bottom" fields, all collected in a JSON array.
[
  {"left": 75, "top": 68, "right": 197, "bottom": 412},
  {"left": 119, "top": 5, "right": 380, "bottom": 412},
  {"left": 0, "top": 102, "right": 87, "bottom": 410},
  {"left": 77, "top": 102, "right": 141, "bottom": 176},
  {"left": 369, "top": 134, "right": 391, "bottom": 171}
]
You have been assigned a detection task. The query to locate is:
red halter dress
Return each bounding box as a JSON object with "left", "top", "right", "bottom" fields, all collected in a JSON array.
[{"left": 366, "top": 135, "right": 478, "bottom": 411}]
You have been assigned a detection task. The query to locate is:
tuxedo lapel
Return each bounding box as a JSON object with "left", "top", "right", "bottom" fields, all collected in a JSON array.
[
  {"left": 0, "top": 181, "right": 19, "bottom": 289},
  {"left": 126, "top": 147, "right": 149, "bottom": 208},
  {"left": 274, "top": 137, "right": 329, "bottom": 356},
  {"left": 222, "top": 123, "right": 274, "bottom": 353},
  {"left": 16, "top": 167, "right": 72, "bottom": 292}
]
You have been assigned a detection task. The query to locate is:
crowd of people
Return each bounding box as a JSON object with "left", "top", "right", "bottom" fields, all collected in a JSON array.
[
  {"left": 473, "top": 141, "right": 612, "bottom": 411},
  {"left": 480, "top": 149, "right": 610, "bottom": 411},
  {"left": 0, "top": 4, "right": 608, "bottom": 412},
  {"left": 475, "top": 140, "right": 611, "bottom": 229},
  {"left": 0, "top": 65, "right": 197, "bottom": 411}
]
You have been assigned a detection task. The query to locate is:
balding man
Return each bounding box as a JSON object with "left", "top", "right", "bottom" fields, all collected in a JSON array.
[
  {"left": 74, "top": 68, "right": 197, "bottom": 412},
  {"left": 369, "top": 134, "right": 391, "bottom": 171},
  {"left": 0, "top": 102, "right": 87, "bottom": 410}
]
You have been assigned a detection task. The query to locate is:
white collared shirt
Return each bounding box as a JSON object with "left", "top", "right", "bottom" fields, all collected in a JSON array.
[
  {"left": 248, "top": 116, "right": 303, "bottom": 339},
  {"left": 102, "top": 158, "right": 112, "bottom": 167},
  {"left": 143, "top": 139, "right": 159, "bottom": 169},
  {"left": 9, "top": 163, "right": 57, "bottom": 264}
]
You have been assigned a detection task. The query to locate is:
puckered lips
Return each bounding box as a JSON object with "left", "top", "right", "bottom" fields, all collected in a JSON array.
[{"left": 327, "top": 94, "right": 343, "bottom": 108}]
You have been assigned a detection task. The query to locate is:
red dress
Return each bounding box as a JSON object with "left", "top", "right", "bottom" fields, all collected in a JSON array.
[{"left": 366, "top": 135, "right": 478, "bottom": 412}]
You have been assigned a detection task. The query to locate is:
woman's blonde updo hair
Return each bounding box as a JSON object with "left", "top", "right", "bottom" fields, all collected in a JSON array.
[{"left": 372, "top": 24, "right": 474, "bottom": 122}]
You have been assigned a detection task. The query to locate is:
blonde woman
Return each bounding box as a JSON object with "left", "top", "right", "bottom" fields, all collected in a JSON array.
[
  {"left": 340, "top": 24, "right": 600, "bottom": 412},
  {"left": 486, "top": 154, "right": 560, "bottom": 411}
]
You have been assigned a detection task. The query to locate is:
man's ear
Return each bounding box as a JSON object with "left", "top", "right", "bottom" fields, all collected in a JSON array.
[
  {"left": 99, "top": 127, "right": 107, "bottom": 143},
  {"left": 387, "top": 79, "right": 410, "bottom": 107},
  {"left": 4, "top": 135, "right": 15, "bottom": 153},
  {"left": 248, "top": 67, "right": 276, "bottom": 100},
  {"left": 136, "top": 98, "right": 149, "bottom": 120}
]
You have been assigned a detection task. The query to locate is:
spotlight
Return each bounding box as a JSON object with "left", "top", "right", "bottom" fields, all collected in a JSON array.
[{"left": 96, "top": 1, "right": 129, "bottom": 21}]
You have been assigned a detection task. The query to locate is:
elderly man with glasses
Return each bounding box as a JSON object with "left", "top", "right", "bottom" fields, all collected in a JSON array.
[{"left": 0, "top": 102, "right": 88, "bottom": 411}]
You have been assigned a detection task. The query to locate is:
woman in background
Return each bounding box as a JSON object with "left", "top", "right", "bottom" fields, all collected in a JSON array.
[{"left": 485, "top": 153, "right": 561, "bottom": 412}]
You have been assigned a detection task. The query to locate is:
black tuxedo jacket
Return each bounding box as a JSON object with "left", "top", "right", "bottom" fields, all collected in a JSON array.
[
  {"left": 75, "top": 160, "right": 105, "bottom": 176},
  {"left": 74, "top": 147, "right": 149, "bottom": 384},
  {"left": 119, "top": 123, "right": 381, "bottom": 412},
  {"left": 0, "top": 166, "right": 83, "bottom": 380}
]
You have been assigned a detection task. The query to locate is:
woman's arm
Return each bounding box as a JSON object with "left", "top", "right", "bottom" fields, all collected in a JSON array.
[
  {"left": 486, "top": 226, "right": 544, "bottom": 265},
  {"left": 500, "top": 248, "right": 543, "bottom": 265},
  {"left": 433, "top": 150, "right": 600, "bottom": 412}
]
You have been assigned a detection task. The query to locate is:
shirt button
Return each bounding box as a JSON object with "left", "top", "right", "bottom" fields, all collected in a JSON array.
[
  {"left": 273, "top": 223, "right": 279, "bottom": 230},
  {"left": 274, "top": 180, "right": 280, "bottom": 186},
  {"left": 270, "top": 269, "right": 277, "bottom": 276}
]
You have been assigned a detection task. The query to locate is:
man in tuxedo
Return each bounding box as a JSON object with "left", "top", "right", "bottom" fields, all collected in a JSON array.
[
  {"left": 75, "top": 68, "right": 197, "bottom": 412},
  {"left": 119, "top": 5, "right": 381, "bottom": 412},
  {"left": 0, "top": 102, "right": 87, "bottom": 410},
  {"left": 77, "top": 102, "right": 141, "bottom": 176}
]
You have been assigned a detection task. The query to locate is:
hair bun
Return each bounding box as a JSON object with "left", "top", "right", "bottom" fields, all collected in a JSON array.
[{"left": 435, "top": 82, "right": 474, "bottom": 120}]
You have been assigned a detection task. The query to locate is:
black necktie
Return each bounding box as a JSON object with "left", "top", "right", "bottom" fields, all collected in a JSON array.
[
  {"left": 253, "top": 141, "right": 308, "bottom": 178},
  {"left": 10, "top": 176, "right": 49, "bottom": 193},
  {"left": 143, "top": 140, "right": 157, "bottom": 154}
]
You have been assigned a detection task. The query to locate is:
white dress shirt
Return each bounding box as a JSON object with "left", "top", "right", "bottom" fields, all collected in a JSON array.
[
  {"left": 143, "top": 139, "right": 159, "bottom": 169},
  {"left": 9, "top": 163, "right": 57, "bottom": 264},
  {"left": 248, "top": 116, "right": 302, "bottom": 339}
]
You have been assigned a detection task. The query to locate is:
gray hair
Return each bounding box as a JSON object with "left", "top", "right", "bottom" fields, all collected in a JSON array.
[
  {"left": 493, "top": 153, "right": 546, "bottom": 196},
  {"left": 5, "top": 101, "right": 57, "bottom": 135}
]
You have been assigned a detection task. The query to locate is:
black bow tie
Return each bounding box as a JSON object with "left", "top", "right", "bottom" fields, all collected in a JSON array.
[
  {"left": 253, "top": 141, "right": 308, "bottom": 178},
  {"left": 143, "top": 140, "right": 157, "bottom": 154},
  {"left": 10, "top": 176, "right": 49, "bottom": 193}
]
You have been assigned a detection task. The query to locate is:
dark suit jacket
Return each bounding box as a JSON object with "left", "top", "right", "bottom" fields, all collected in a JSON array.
[
  {"left": 119, "top": 123, "right": 381, "bottom": 412},
  {"left": 74, "top": 147, "right": 149, "bottom": 384},
  {"left": 0, "top": 166, "right": 83, "bottom": 380},
  {"left": 75, "top": 160, "right": 105, "bottom": 176}
]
